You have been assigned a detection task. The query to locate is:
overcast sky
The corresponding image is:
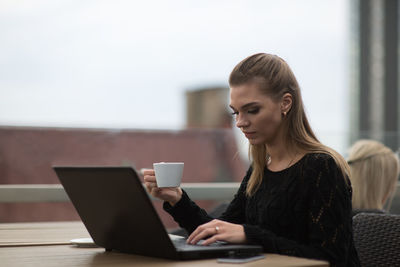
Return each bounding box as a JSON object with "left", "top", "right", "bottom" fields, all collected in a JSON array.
[{"left": 0, "top": 0, "right": 350, "bottom": 153}]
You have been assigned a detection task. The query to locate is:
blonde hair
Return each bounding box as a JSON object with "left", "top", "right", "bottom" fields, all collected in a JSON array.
[
  {"left": 229, "top": 53, "right": 350, "bottom": 196},
  {"left": 347, "top": 139, "right": 400, "bottom": 210}
]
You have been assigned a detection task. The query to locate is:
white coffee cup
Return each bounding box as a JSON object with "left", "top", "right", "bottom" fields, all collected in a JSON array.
[{"left": 153, "top": 162, "right": 184, "bottom": 188}]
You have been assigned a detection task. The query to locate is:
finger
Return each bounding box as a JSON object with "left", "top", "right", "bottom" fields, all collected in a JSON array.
[
  {"left": 142, "top": 169, "right": 155, "bottom": 176},
  {"left": 193, "top": 221, "right": 223, "bottom": 245},
  {"left": 145, "top": 182, "right": 157, "bottom": 188},
  {"left": 151, "top": 187, "right": 161, "bottom": 195},
  {"left": 187, "top": 220, "right": 218, "bottom": 243},
  {"left": 144, "top": 175, "right": 157, "bottom": 183},
  {"left": 201, "top": 234, "right": 222, "bottom": 246},
  {"left": 187, "top": 226, "right": 205, "bottom": 244},
  {"left": 144, "top": 182, "right": 157, "bottom": 193},
  {"left": 189, "top": 227, "right": 216, "bottom": 245},
  {"left": 187, "top": 229, "right": 199, "bottom": 244},
  {"left": 187, "top": 222, "right": 210, "bottom": 243}
]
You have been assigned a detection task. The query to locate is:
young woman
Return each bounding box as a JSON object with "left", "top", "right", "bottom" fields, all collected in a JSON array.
[
  {"left": 347, "top": 139, "right": 399, "bottom": 216},
  {"left": 144, "top": 53, "right": 360, "bottom": 266}
]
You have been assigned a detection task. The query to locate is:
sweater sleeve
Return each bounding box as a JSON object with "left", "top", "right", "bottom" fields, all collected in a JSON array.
[
  {"left": 244, "top": 155, "right": 355, "bottom": 267},
  {"left": 163, "top": 167, "right": 251, "bottom": 234}
]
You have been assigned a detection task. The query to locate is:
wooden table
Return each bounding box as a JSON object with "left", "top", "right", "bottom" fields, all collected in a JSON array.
[{"left": 0, "top": 221, "right": 329, "bottom": 267}]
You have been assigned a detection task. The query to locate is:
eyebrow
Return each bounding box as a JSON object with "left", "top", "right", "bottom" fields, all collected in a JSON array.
[{"left": 229, "top": 102, "right": 260, "bottom": 110}]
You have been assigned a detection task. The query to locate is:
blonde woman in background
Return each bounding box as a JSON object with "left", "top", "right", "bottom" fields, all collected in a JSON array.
[{"left": 347, "top": 139, "right": 400, "bottom": 216}]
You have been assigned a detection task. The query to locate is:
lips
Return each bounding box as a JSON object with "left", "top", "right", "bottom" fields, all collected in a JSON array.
[{"left": 243, "top": 132, "right": 256, "bottom": 138}]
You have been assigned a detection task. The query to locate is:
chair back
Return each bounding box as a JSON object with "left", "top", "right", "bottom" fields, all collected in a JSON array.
[{"left": 353, "top": 213, "right": 400, "bottom": 267}]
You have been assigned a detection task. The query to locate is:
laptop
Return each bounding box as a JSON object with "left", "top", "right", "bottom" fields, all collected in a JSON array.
[{"left": 53, "top": 166, "right": 263, "bottom": 260}]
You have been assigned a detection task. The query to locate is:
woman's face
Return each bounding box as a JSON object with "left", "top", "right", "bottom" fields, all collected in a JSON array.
[{"left": 229, "top": 82, "right": 284, "bottom": 145}]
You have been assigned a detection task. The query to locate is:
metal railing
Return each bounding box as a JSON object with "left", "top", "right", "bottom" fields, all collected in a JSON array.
[
  {"left": 0, "top": 183, "right": 240, "bottom": 203},
  {"left": 1, "top": 182, "right": 400, "bottom": 214}
]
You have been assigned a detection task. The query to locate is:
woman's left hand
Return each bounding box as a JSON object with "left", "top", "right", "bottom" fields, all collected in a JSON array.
[{"left": 187, "top": 219, "right": 246, "bottom": 246}]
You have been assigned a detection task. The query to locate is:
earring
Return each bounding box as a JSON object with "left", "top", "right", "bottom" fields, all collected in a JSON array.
[{"left": 283, "top": 111, "right": 287, "bottom": 117}]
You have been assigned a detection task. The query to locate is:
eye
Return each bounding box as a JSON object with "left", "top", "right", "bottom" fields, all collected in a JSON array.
[
  {"left": 230, "top": 111, "right": 238, "bottom": 117},
  {"left": 248, "top": 107, "right": 260, "bottom": 114}
]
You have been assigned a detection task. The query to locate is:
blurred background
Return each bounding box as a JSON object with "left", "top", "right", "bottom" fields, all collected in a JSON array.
[
  {"left": 0, "top": 0, "right": 399, "bottom": 225},
  {"left": 0, "top": 0, "right": 351, "bottom": 150}
]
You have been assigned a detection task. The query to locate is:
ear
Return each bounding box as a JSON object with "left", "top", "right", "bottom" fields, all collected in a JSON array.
[{"left": 280, "top": 93, "right": 293, "bottom": 114}]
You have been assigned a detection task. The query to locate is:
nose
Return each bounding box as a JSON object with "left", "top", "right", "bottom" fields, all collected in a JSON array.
[{"left": 235, "top": 114, "right": 250, "bottom": 129}]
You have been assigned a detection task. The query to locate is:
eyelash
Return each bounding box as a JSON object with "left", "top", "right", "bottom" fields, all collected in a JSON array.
[
  {"left": 230, "top": 108, "right": 260, "bottom": 116},
  {"left": 248, "top": 108, "right": 259, "bottom": 114}
]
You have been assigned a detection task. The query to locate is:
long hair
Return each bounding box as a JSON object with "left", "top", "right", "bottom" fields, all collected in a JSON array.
[
  {"left": 347, "top": 140, "right": 399, "bottom": 210},
  {"left": 229, "top": 53, "right": 350, "bottom": 196}
]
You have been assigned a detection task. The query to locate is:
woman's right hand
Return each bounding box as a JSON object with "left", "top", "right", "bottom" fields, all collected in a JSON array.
[{"left": 143, "top": 169, "right": 182, "bottom": 206}]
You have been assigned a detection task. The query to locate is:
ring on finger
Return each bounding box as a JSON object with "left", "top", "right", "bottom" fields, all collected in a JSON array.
[{"left": 215, "top": 226, "right": 220, "bottom": 233}]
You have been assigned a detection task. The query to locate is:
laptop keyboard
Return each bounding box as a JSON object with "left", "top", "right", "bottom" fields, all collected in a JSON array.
[{"left": 171, "top": 236, "right": 228, "bottom": 250}]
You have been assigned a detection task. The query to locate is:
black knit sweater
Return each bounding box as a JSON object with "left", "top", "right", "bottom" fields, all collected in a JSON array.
[{"left": 164, "top": 153, "right": 360, "bottom": 266}]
